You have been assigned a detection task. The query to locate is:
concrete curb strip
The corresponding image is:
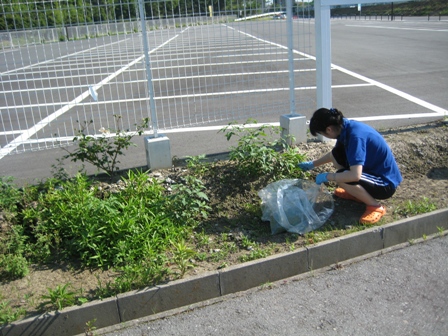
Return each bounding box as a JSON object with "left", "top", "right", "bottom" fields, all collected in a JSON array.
[{"left": 1, "top": 208, "right": 447, "bottom": 336}]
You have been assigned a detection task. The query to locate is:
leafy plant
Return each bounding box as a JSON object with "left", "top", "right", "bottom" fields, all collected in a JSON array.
[
  {"left": 185, "top": 154, "right": 209, "bottom": 175},
  {"left": 40, "top": 283, "right": 77, "bottom": 311},
  {"left": 0, "top": 299, "right": 25, "bottom": 325},
  {"left": 0, "top": 224, "right": 29, "bottom": 279},
  {"left": 169, "top": 175, "right": 211, "bottom": 223},
  {"left": 0, "top": 177, "right": 22, "bottom": 214},
  {"left": 0, "top": 254, "right": 29, "bottom": 280},
  {"left": 85, "top": 318, "right": 97, "bottom": 336},
  {"left": 219, "top": 119, "right": 307, "bottom": 179},
  {"left": 171, "top": 239, "right": 196, "bottom": 276},
  {"left": 62, "top": 116, "right": 149, "bottom": 176}
]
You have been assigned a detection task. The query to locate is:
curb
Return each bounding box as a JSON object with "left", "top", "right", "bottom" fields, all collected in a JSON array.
[{"left": 2, "top": 208, "right": 447, "bottom": 336}]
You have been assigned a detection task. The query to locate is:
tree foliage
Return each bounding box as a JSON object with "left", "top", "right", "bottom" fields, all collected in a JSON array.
[{"left": 1, "top": 0, "right": 232, "bottom": 31}]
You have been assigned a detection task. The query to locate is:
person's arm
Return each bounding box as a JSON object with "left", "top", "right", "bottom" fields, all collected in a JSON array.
[
  {"left": 312, "top": 151, "right": 333, "bottom": 168},
  {"left": 327, "top": 164, "right": 362, "bottom": 183}
]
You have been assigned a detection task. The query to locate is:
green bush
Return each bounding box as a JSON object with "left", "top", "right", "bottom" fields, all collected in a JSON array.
[
  {"left": 62, "top": 116, "right": 149, "bottom": 176},
  {"left": 219, "top": 119, "right": 307, "bottom": 179}
]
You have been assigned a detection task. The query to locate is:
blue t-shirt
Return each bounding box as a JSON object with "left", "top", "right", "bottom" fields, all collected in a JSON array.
[{"left": 337, "top": 119, "right": 402, "bottom": 188}]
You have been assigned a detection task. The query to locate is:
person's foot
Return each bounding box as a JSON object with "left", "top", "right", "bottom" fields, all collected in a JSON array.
[
  {"left": 334, "top": 188, "right": 362, "bottom": 203},
  {"left": 360, "top": 205, "right": 386, "bottom": 225}
]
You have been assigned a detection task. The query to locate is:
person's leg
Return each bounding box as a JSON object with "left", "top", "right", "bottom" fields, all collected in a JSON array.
[
  {"left": 338, "top": 182, "right": 380, "bottom": 207},
  {"left": 337, "top": 175, "right": 395, "bottom": 225}
]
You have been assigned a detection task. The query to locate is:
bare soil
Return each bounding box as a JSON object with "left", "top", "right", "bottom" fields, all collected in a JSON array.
[{"left": 1, "top": 120, "right": 447, "bottom": 323}]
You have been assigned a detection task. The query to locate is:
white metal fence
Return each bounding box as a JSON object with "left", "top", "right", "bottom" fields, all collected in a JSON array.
[{"left": 0, "top": 0, "right": 314, "bottom": 157}]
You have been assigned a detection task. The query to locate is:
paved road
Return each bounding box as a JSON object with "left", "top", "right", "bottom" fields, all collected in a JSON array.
[{"left": 98, "top": 234, "right": 448, "bottom": 336}]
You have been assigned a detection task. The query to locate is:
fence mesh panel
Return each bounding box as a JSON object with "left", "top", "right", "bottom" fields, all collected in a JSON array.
[{"left": 1, "top": 0, "right": 314, "bottom": 157}]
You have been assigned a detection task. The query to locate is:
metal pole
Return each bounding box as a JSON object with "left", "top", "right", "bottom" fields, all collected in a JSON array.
[
  {"left": 286, "top": 0, "right": 296, "bottom": 115},
  {"left": 315, "top": 0, "right": 332, "bottom": 142},
  {"left": 315, "top": 0, "right": 332, "bottom": 110},
  {"left": 138, "top": 0, "right": 159, "bottom": 137}
]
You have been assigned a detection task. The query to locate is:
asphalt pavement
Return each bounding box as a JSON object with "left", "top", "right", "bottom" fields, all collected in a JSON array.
[{"left": 97, "top": 234, "right": 448, "bottom": 336}]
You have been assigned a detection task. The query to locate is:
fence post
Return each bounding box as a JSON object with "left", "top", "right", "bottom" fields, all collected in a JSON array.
[
  {"left": 281, "top": 0, "right": 307, "bottom": 144},
  {"left": 138, "top": 0, "right": 172, "bottom": 169},
  {"left": 138, "top": 0, "right": 158, "bottom": 137},
  {"left": 314, "top": 0, "right": 333, "bottom": 143},
  {"left": 285, "top": 0, "right": 296, "bottom": 116}
]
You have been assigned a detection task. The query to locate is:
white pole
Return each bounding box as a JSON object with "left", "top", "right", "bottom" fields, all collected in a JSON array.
[
  {"left": 138, "top": 0, "right": 159, "bottom": 137},
  {"left": 315, "top": 0, "right": 332, "bottom": 110},
  {"left": 286, "top": 0, "right": 296, "bottom": 115}
]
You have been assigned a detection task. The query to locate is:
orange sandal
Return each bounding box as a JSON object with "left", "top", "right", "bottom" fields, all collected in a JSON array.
[
  {"left": 334, "top": 188, "right": 363, "bottom": 203},
  {"left": 360, "top": 205, "right": 386, "bottom": 225}
]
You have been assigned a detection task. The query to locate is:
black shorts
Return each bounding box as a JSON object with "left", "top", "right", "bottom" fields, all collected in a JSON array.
[{"left": 332, "top": 141, "right": 396, "bottom": 200}]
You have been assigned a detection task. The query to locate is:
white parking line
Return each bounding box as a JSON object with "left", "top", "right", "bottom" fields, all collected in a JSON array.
[{"left": 346, "top": 24, "right": 448, "bottom": 32}]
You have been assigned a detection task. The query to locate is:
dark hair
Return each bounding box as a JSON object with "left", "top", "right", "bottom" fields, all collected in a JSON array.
[{"left": 309, "top": 108, "right": 344, "bottom": 136}]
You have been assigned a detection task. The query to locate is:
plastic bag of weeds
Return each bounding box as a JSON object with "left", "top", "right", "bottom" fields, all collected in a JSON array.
[{"left": 258, "top": 179, "right": 334, "bottom": 235}]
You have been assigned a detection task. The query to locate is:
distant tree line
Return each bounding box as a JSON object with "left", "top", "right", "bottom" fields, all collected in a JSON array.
[{"left": 0, "top": 0, "right": 231, "bottom": 31}]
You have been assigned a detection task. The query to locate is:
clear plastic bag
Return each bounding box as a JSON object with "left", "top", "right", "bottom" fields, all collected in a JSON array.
[{"left": 258, "top": 179, "right": 334, "bottom": 235}]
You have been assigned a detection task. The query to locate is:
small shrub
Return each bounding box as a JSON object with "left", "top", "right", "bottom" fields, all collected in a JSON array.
[
  {"left": 62, "top": 116, "right": 149, "bottom": 176},
  {"left": 219, "top": 119, "right": 307, "bottom": 179},
  {"left": 0, "top": 254, "right": 29, "bottom": 279},
  {"left": 186, "top": 154, "right": 209, "bottom": 175},
  {"left": 0, "top": 177, "right": 22, "bottom": 214}
]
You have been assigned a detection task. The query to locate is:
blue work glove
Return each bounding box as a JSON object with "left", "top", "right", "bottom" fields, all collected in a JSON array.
[
  {"left": 316, "top": 173, "right": 329, "bottom": 185},
  {"left": 298, "top": 161, "right": 314, "bottom": 171}
]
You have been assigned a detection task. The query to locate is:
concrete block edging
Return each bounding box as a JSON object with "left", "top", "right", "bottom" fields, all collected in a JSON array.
[{"left": 2, "top": 208, "right": 447, "bottom": 336}]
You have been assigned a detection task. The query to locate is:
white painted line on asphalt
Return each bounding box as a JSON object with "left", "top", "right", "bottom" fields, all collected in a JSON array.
[
  {"left": 0, "top": 39, "right": 129, "bottom": 76},
  {"left": 0, "top": 83, "right": 374, "bottom": 111},
  {"left": 331, "top": 63, "right": 448, "bottom": 115},
  {"left": 346, "top": 24, "right": 448, "bottom": 32},
  {"left": 0, "top": 68, "right": 317, "bottom": 94},
  {"left": 13, "top": 110, "right": 445, "bottom": 144}
]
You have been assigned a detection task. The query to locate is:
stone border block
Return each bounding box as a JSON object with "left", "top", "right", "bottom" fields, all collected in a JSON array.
[
  {"left": 383, "top": 209, "right": 448, "bottom": 248},
  {"left": 423, "top": 208, "right": 448, "bottom": 234},
  {"left": 307, "top": 238, "right": 340, "bottom": 270},
  {"left": 1, "top": 296, "right": 119, "bottom": 336},
  {"left": 219, "top": 248, "right": 308, "bottom": 295},
  {"left": 117, "top": 271, "right": 220, "bottom": 322},
  {"left": 339, "top": 227, "right": 384, "bottom": 261}
]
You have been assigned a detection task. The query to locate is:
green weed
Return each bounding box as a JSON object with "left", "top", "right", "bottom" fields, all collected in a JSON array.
[
  {"left": 394, "top": 197, "right": 437, "bottom": 217},
  {"left": 40, "top": 283, "right": 77, "bottom": 311},
  {"left": 0, "top": 299, "right": 25, "bottom": 325},
  {"left": 171, "top": 239, "right": 196, "bottom": 276},
  {"left": 85, "top": 318, "right": 97, "bottom": 336},
  {"left": 239, "top": 245, "right": 271, "bottom": 262},
  {"left": 186, "top": 154, "right": 209, "bottom": 175},
  {"left": 0, "top": 177, "right": 22, "bottom": 214}
]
